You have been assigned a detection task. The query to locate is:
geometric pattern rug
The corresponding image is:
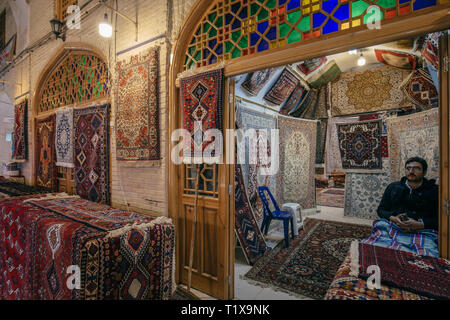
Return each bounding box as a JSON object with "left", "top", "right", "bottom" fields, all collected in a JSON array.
[
  {"left": 115, "top": 47, "right": 160, "bottom": 165},
  {"left": 241, "top": 68, "right": 276, "bottom": 96},
  {"left": 344, "top": 159, "right": 391, "bottom": 220},
  {"left": 263, "top": 68, "right": 299, "bottom": 105},
  {"left": 401, "top": 68, "right": 438, "bottom": 109},
  {"left": 74, "top": 104, "right": 110, "bottom": 204},
  {"left": 278, "top": 115, "right": 317, "bottom": 209},
  {"left": 243, "top": 218, "right": 372, "bottom": 299},
  {"left": 12, "top": 99, "right": 27, "bottom": 162},
  {"left": 235, "top": 163, "right": 268, "bottom": 266},
  {"left": 336, "top": 119, "right": 383, "bottom": 173},
  {"left": 35, "top": 115, "right": 56, "bottom": 190},
  {"left": 386, "top": 108, "right": 439, "bottom": 181}
]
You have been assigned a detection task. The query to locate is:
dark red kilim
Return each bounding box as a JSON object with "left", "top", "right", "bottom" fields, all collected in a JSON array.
[
  {"left": 180, "top": 68, "right": 224, "bottom": 155},
  {"left": 357, "top": 242, "right": 450, "bottom": 300},
  {"left": 244, "top": 218, "right": 371, "bottom": 299},
  {"left": 12, "top": 99, "right": 27, "bottom": 161},
  {"left": 35, "top": 115, "right": 56, "bottom": 190},
  {"left": 74, "top": 104, "right": 110, "bottom": 204}
]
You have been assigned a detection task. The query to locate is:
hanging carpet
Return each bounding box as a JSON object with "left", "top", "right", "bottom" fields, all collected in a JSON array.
[
  {"left": 386, "top": 108, "right": 439, "bottom": 181},
  {"left": 279, "top": 81, "right": 308, "bottom": 115},
  {"left": 307, "top": 60, "right": 341, "bottom": 89},
  {"left": 243, "top": 218, "right": 372, "bottom": 300},
  {"left": 290, "top": 85, "right": 328, "bottom": 119},
  {"left": 234, "top": 163, "right": 268, "bottom": 265},
  {"left": 241, "top": 68, "right": 276, "bottom": 96},
  {"left": 263, "top": 68, "right": 299, "bottom": 105},
  {"left": 278, "top": 116, "right": 317, "bottom": 209},
  {"left": 35, "top": 115, "right": 56, "bottom": 190},
  {"left": 296, "top": 56, "right": 327, "bottom": 76},
  {"left": 115, "top": 47, "right": 160, "bottom": 165},
  {"left": 316, "top": 119, "right": 327, "bottom": 164},
  {"left": 74, "top": 104, "right": 110, "bottom": 204},
  {"left": 374, "top": 49, "right": 418, "bottom": 70},
  {"left": 336, "top": 119, "right": 383, "bottom": 173},
  {"left": 236, "top": 103, "right": 278, "bottom": 223},
  {"left": 401, "top": 68, "right": 438, "bottom": 109},
  {"left": 55, "top": 108, "right": 74, "bottom": 168},
  {"left": 180, "top": 68, "right": 224, "bottom": 157},
  {"left": 344, "top": 159, "right": 391, "bottom": 220},
  {"left": 331, "top": 65, "right": 409, "bottom": 116},
  {"left": 12, "top": 99, "right": 27, "bottom": 162}
]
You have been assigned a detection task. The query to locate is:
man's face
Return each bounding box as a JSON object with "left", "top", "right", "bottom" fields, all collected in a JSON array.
[{"left": 405, "top": 161, "right": 425, "bottom": 182}]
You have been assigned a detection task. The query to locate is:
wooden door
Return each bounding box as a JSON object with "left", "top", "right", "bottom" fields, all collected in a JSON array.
[
  {"left": 177, "top": 78, "right": 234, "bottom": 299},
  {"left": 439, "top": 32, "right": 450, "bottom": 259}
]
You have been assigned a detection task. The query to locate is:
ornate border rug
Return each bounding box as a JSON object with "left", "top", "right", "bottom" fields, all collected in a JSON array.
[
  {"left": 236, "top": 103, "right": 278, "bottom": 222},
  {"left": 180, "top": 68, "right": 224, "bottom": 156},
  {"left": 243, "top": 218, "right": 372, "bottom": 299},
  {"left": 352, "top": 242, "right": 450, "bottom": 299},
  {"left": 12, "top": 99, "right": 27, "bottom": 162},
  {"left": 374, "top": 49, "right": 418, "bottom": 70},
  {"left": 55, "top": 108, "right": 74, "bottom": 167},
  {"left": 324, "top": 115, "right": 359, "bottom": 176},
  {"left": 263, "top": 68, "right": 299, "bottom": 105},
  {"left": 331, "top": 65, "right": 409, "bottom": 116},
  {"left": 290, "top": 86, "right": 328, "bottom": 119},
  {"left": 336, "top": 119, "right": 383, "bottom": 173},
  {"left": 316, "top": 119, "right": 327, "bottom": 164},
  {"left": 401, "top": 68, "right": 438, "bottom": 109},
  {"left": 278, "top": 116, "right": 316, "bottom": 209},
  {"left": 115, "top": 47, "right": 160, "bottom": 165},
  {"left": 297, "top": 57, "right": 327, "bottom": 76},
  {"left": 344, "top": 159, "right": 391, "bottom": 220},
  {"left": 241, "top": 68, "right": 276, "bottom": 96},
  {"left": 386, "top": 108, "right": 439, "bottom": 181},
  {"left": 74, "top": 104, "right": 110, "bottom": 204},
  {"left": 279, "top": 81, "right": 308, "bottom": 115},
  {"left": 35, "top": 115, "right": 56, "bottom": 190},
  {"left": 235, "top": 163, "right": 268, "bottom": 265}
]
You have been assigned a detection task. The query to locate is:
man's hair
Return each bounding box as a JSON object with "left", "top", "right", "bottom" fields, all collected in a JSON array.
[{"left": 405, "top": 156, "right": 428, "bottom": 173}]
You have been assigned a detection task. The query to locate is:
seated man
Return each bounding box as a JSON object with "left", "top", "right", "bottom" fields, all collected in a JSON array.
[
  {"left": 362, "top": 157, "right": 439, "bottom": 257},
  {"left": 377, "top": 156, "right": 438, "bottom": 232}
]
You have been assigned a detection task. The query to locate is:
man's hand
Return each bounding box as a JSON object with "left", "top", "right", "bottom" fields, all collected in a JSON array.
[{"left": 390, "top": 214, "right": 424, "bottom": 232}]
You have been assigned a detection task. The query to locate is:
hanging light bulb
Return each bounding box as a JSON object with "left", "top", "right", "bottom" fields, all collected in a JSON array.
[
  {"left": 357, "top": 52, "right": 366, "bottom": 66},
  {"left": 99, "top": 13, "right": 113, "bottom": 38}
]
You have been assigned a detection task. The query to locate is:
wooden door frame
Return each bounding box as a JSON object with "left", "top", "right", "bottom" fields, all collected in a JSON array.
[{"left": 169, "top": 0, "right": 450, "bottom": 293}]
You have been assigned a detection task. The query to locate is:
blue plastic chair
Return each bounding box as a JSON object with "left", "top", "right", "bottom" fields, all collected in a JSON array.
[{"left": 258, "top": 186, "right": 295, "bottom": 248}]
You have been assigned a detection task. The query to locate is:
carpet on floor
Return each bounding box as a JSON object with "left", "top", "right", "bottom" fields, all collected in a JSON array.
[
  {"left": 243, "top": 218, "right": 372, "bottom": 299},
  {"left": 316, "top": 188, "right": 345, "bottom": 208}
]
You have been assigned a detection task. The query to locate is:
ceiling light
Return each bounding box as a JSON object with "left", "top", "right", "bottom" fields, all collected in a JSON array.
[
  {"left": 357, "top": 53, "right": 366, "bottom": 66},
  {"left": 99, "top": 13, "right": 112, "bottom": 38}
]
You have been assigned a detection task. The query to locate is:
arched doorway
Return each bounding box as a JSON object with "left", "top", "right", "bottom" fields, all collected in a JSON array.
[
  {"left": 169, "top": 0, "right": 450, "bottom": 299},
  {"left": 33, "top": 43, "right": 110, "bottom": 199}
]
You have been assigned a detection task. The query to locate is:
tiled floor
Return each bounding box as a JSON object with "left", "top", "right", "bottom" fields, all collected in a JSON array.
[{"left": 233, "top": 205, "right": 373, "bottom": 300}]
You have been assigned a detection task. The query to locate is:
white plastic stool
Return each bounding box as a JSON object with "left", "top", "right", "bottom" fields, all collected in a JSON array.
[{"left": 281, "top": 203, "right": 302, "bottom": 236}]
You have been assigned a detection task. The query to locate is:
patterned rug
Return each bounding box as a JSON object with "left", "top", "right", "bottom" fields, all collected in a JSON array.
[
  {"left": 278, "top": 116, "right": 316, "bottom": 209},
  {"left": 336, "top": 119, "right": 383, "bottom": 173},
  {"left": 115, "top": 47, "right": 160, "bottom": 165},
  {"left": 401, "top": 68, "right": 438, "bottom": 109},
  {"left": 374, "top": 49, "right": 418, "bottom": 70},
  {"left": 241, "top": 68, "right": 276, "bottom": 96},
  {"left": 290, "top": 86, "right": 328, "bottom": 119},
  {"left": 243, "top": 218, "right": 372, "bottom": 299},
  {"left": 170, "top": 287, "right": 200, "bottom": 300},
  {"left": 236, "top": 103, "right": 278, "bottom": 222},
  {"left": 235, "top": 163, "right": 268, "bottom": 265},
  {"left": 352, "top": 242, "right": 450, "bottom": 299},
  {"left": 0, "top": 180, "right": 50, "bottom": 197},
  {"left": 35, "top": 115, "right": 56, "bottom": 190},
  {"left": 344, "top": 159, "right": 391, "bottom": 220},
  {"left": 12, "top": 99, "right": 27, "bottom": 162},
  {"left": 74, "top": 104, "right": 110, "bottom": 204},
  {"left": 279, "top": 81, "right": 308, "bottom": 115},
  {"left": 0, "top": 195, "right": 175, "bottom": 300},
  {"left": 386, "top": 108, "right": 439, "bottom": 181},
  {"left": 307, "top": 60, "right": 341, "bottom": 89},
  {"left": 263, "top": 68, "right": 299, "bottom": 105},
  {"left": 297, "top": 57, "right": 327, "bottom": 76},
  {"left": 316, "top": 119, "right": 327, "bottom": 164},
  {"left": 55, "top": 108, "right": 74, "bottom": 168},
  {"left": 180, "top": 68, "right": 224, "bottom": 156},
  {"left": 316, "top": 188, "right": 345, "bottom": 208},
  {"left": 325, "top": 115, "right": 359, "bottom": 176},
  {"left": 331, "top": 65, "right": 409, "bottom": 116}
]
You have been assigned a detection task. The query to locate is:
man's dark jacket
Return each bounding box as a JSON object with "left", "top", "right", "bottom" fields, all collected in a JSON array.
[{"left": 377, "top": 176, "right": 438, "bottom": 230}]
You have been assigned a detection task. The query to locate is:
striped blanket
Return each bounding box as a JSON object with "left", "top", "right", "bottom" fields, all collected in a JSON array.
[{"left": 362, "top": 218, "right": 438, "bottom": 257}]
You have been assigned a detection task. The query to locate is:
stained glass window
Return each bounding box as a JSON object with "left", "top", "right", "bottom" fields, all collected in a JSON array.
[
  {"left": 38, "top": 52, "right": 109, "bottom": 113},
  {"left": 184, "top": 0, "right": 448, "bottom": 70},
  {"left": 56, "top": 0, "right": 78, "bottom": 21}
]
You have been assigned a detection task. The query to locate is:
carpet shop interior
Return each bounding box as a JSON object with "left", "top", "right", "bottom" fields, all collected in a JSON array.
[{"left": 232, "top": 30, "right": 444, "bottom": 300}]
